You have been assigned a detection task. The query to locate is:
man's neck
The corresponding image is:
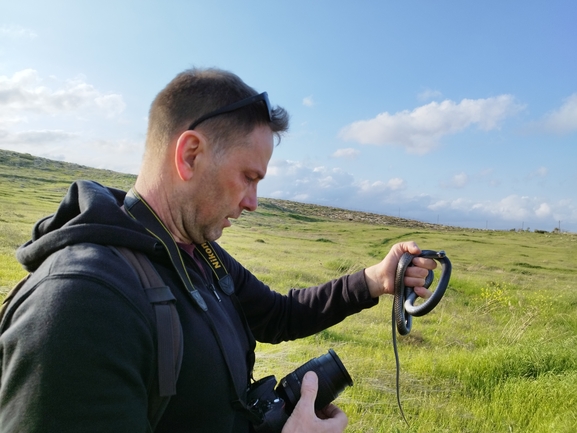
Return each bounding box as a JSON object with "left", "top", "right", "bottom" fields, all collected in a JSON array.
[{"left": 133, "top": 177, "right": 191, "bottom": 244}]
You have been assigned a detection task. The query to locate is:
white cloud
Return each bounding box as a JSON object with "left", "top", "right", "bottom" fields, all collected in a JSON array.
[
  {"left": 0, "top": 115, "right": 27, "bottom": 129},
  {"left": 0, "top": 129, "right": 78, "bottom": 144},
  {"left": 529, "top": 166, "right": 548, "bottom": 179},
  {"left": 331, "top": 147, "right": 359, "bottom": 159},
  {"left": 0, "top": 69, "right": 133, "bottom": 170},
  {"left": 485, "top": 195, "right": 532, "bottom": 221},
  {"left": 261, "top": 159, "right": 407, "bottom": 209},
  {"left": 418, "top": 89, "right": 443, "bottom": 101},
  {"left": 428, "top": 200, "right": 449, "bottom": 211},
  {"left": 453, "top": 172, "right": 468, "bottom": 188},
  {"left": 303, "top": 95, "right": 315, "bottom": 107},
  {"left": 94, "top": 94, "right": 126, "bottom": 117},
  {"left": 539, "top": 93, "right": 577, "bottom": 134},
  {"left": 428, "top": 194, "right": 574, "bottom": 229},
  {"left": 534, "top": 203, "right": 551, "bottom": 218},
  {"left": 357, "top": 178, "right": 406, "bottom": 193},
  {"left": 339, "top": 95, "right": 525, "bottom": 154},
  {"left": 386, "top": 177, "right": 406, "bottom": 191},
  {"left": 0, "top": 25, "right": 37, "bottom": 39},
  {"left": 442, "top": 172, "right": 469, "bottom": 188},
  {"left": 0, "top": 69, "right": 126, "bottom": 118}
]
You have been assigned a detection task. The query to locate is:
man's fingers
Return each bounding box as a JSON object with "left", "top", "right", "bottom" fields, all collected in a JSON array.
[
  {"left": 404, "top": 266, "right": 429, "bottom": 279},
  {"left": 411, "top": 256, "right": 437, "bottom": 270},
  {"left": 403, "top": 241, "right": 422, "bottom": 255},
  {"left": 404, "top": 257, "right": 437, "bottom": 296},
  {"left": 317, "top": 404, "right": 348, "bottom": 428},
  {"left": 404, "top": 267, "right": 429, "bottom": 290},
  {"left": 413, "top": 286, "right": 433, "bottom": 299}
]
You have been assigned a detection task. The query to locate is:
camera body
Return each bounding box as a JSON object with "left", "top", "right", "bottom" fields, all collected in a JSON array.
[
  {"left": 247, "top": 349, "right": 353, "bottom": 433},
  {"left": 247, "top": 375, "right": 289, "bottom": 433}
]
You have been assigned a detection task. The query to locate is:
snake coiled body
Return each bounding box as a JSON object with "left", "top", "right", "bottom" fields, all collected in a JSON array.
[
  {"left": 392, "top": 249, "right": 452, "bottom": 425},
  {"left": 393, "top": 250, "right": 452, "bottom": 335}
]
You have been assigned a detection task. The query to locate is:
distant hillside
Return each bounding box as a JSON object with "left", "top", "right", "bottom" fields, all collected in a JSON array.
[
  {"left": 0, "top": 149, "right": 136, "bottom": 191},
  {"left": 258, "top": 198, "right": 461, "bottom": 230},
  {"left": 0, "top": 148, "right": 451, "bottom": 230}
]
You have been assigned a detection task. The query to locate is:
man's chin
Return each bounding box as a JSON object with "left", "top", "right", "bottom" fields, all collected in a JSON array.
[{"left": 204, "top": 228, "right": 224, "bottom": 243}]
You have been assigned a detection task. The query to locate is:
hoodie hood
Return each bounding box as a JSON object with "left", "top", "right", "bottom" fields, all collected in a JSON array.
[{"left": 17, "top": 180, "right": 160, "bottom": 272}]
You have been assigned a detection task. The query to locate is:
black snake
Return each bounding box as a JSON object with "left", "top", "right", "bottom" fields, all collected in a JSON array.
[{"left": 392, "top": 250, "right": 452, "bottom": 425}]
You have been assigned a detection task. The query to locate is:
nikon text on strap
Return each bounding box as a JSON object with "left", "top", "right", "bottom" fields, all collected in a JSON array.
[{"left": 196, "top": 242, "right": 235, "bottom": 296}]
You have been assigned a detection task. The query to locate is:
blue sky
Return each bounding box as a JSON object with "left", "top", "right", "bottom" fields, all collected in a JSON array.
[{"left": 1, "top": 0, "right": 576, "bottom": 232}]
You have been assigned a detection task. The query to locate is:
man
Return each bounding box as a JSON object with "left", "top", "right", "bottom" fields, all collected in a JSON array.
[{"left": 0, "top": 68, "right": 434, "bottom": 433}]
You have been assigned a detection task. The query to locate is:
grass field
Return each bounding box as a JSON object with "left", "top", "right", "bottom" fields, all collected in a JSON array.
[{"left": 1, "top": 149, "right": 576, "bottom": 432}]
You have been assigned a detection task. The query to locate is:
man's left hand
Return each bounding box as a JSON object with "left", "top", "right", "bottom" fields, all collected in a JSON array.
[{"left": 364, "top": 241, "right": 437, "bottom": 299}]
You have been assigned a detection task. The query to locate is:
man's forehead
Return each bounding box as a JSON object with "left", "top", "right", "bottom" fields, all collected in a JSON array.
[{"left": 229, "top": 127, "right": 273, "bottom": 167}]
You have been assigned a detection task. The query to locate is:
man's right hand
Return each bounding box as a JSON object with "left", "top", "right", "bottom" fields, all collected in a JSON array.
[{"left": 281, "top": 371, "right": 348, "bottom": 433}]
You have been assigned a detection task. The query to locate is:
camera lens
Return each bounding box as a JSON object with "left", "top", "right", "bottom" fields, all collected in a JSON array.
[{"left": 275, "top": 349, "right": 353, "bottom": 414}]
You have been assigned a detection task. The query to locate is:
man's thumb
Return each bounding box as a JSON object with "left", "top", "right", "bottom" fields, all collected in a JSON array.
[{"left": 298, "top": 371, "right": 319, "bottom": 407}]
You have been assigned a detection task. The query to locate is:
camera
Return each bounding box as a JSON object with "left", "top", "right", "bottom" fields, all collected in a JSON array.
[{"left": 247, "top": 349, "right": 353, "bottom": 433}]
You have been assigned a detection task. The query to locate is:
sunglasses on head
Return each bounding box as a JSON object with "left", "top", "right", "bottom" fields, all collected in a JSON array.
[{"left": 187, "top": 92, "right": 273, "bottom": 130}]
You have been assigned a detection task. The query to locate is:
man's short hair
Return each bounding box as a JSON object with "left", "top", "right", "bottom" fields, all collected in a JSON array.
[{"left": 145, "top": 68, "right": 289, "bottom": 157}]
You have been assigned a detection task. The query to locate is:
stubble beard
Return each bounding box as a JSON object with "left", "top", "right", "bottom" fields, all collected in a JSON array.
[{"left": 183, "top": 209, "right": 227, "bottom": 245}]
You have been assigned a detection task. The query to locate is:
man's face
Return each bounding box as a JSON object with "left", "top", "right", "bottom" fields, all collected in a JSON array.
[{"left": 183, "top": 125, "right": 274, "bottom": 244}]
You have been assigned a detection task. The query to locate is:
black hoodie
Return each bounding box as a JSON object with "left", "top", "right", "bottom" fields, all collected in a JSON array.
[{"left": 0, "top": 180, "right": 377, "bottom": 433}]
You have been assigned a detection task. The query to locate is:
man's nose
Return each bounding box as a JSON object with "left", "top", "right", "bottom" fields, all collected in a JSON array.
[{"left": 240, "top": 187, "right": 258, "bottom": 212}]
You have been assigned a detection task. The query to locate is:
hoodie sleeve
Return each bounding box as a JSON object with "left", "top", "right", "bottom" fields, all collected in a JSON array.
[
  {"left": 0, "top": 250, "right": 156, "bottom": 433},
  {"left": 212, "top": 243, "right": 378, "bottom": 344}
]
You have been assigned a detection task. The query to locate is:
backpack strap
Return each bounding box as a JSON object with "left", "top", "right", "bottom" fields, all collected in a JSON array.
[
  {"left": 1, "top": 247, "right": 182, "bottom": 432},
  {"left": 111, "top": 246, "right": 183, "bottom": 430}
]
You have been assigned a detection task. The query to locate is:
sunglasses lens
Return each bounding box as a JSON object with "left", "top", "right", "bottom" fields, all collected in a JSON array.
[{"left": 262, "top": 92, "right": 273, "bottom": 122}]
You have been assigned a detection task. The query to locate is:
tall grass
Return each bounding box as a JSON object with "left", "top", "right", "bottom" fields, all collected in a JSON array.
[{"left": 1, "top": 149, "right": 576, "bottom": 432}]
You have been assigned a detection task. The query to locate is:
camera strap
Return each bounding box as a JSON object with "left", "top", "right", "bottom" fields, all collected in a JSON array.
[
  {"left": 124, "top": 189, "right": 259, "bottom": 423},
  {"left": 195, "top": 242, "right": 235, "bottom": 296},
  {"left": 195, "top": 240, "right": 257, "bottom": 383}
]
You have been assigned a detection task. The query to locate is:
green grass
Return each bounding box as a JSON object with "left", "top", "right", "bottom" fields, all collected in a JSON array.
[
  {"left": 1, "top": 148, "right": 576, "bottom": 432},
  {"left": 0, "top": 149, "right": 136, "bottom": 294}
]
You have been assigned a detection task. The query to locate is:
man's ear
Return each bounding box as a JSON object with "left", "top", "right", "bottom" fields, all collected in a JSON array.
[{"left": 174, "top": 130, "right": 204, "bottom": 181}]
